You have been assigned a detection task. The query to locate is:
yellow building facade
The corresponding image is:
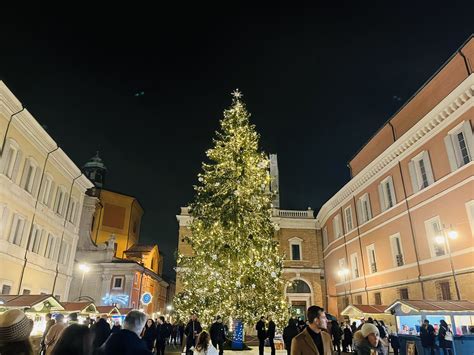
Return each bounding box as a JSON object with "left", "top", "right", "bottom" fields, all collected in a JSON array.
[{"left": 0, "top": 81, "right": 93, "bottom": 300}]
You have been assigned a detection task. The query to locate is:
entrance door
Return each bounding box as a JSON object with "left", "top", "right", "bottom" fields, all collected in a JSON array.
[{"left": 291, "top": 300, "right": 307, "bottom": 320}]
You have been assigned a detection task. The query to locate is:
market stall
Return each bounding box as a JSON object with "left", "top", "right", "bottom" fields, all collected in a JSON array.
[
  {"left": 0, "top": 294, "right": 63, "bottom": 336},
  {"left": 386, "top": 300, "right": 474, "bottom": 355},
  {"left": 341, "top": 304, "right": 395, "bottom": 331},
  {"left": 60, "top": 301, "right": 99, "bottom": 325},
  {"left": 96, "top": 305, "right": 124, "bottom": 325}
]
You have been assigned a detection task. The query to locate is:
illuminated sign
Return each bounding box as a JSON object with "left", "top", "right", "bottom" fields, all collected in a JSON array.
[
  {"left": 141, "top": 292, "right": 152, "bottom": 305},
  {"left": 102, "top": 294, "right": 129, "bottom": 306}
]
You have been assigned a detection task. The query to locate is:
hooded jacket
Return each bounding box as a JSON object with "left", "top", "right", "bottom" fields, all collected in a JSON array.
[{"left": 353, "top": 330, "right": 384, "bottom": 355}]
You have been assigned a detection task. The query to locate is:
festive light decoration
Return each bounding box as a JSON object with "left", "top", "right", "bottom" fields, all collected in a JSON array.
[
  {"left": 175, "top": 91, "right": 289, "bottom": 328},
  {"left": 102, "top": 293, "right": 129, "bottom": 306}
]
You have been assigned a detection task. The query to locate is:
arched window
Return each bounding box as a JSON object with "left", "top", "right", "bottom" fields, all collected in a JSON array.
[{"left": 286, "top": 279, "right": 311, "bottom": 293}]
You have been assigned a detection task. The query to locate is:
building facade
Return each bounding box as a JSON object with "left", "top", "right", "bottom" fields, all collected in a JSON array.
[
  {"left": 318, "top": 37, "right": 474, "bottom": 316},
  {"left": 69, "top": 162, "right": 168, "bottom": 316},
  {"left": 0, "top": 81, "right": 94, "bottom": 300}
]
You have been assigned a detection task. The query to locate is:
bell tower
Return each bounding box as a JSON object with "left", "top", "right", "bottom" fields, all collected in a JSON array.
[{"left": 82, "top": 151, "right": 107, "bottom": 189}]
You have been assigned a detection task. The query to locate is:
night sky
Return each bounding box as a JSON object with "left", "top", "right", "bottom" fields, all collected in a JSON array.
[{"left": 1, "top": 4, "right": 473, "bottom": 278}]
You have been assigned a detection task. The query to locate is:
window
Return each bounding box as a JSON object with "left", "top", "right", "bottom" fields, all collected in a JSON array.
[
  {"left": 333, "top": 214, "right": 343, "bottom": 239},
  {"left": 322, "top": 226, "right": 328, "bottom": 248},
  {"left": 291, "top": 244, "right": 301, "bottom": 260},
  {"left": 437, "top": 281, "right": 452, "bottom": 301},
  {"left": 367, "top": 244, "right": 377, "bottom": 273},
  {"left": 342, "top": 296, "right": 349, "bottom": 308},
  {"left": 67, "top": 199, "right": 77, "bottom": 224},
  {"left": 409, "top": 151, "right": 435, "bottom": 193},
  {"left": 9, "top": 214, "right": 26, "bottom": 246},
  {"left": 1, "top": 284, "right": 11, "bottom": 295},
  {"left": 444, "top": 120, "right": 473, "bottom": 171},
  {"left": 378, "top": 176, "right": 396, "bottom": 212},
  {"left": 45, "top": 234, "right": 56, "bottom": 259},
  {"left": 2, "top": 141, "right": 21, "bottom": 180},
  {"left": 59, "top": 241, "right": 70, "bottom": 265},
  {"left": 374, "top": 292, "right": 382, "bottom": 305},
  {"left": 344, "top": 206, "right": 353, "bottom": 232},
  {"left": 357, "top": 193, "right": 372, "bottom": 224},
  {"left": 112, "top": 276, "right": 124, "bottom": 290},
  {"left": 20, "top": 158, "right": 39, "bottom": 194},
  {"left": 350, "top": 253, "right": 360, "bottom": 279},
  {"left": 289, "top": 237, "right": 303, "bottom": 261},
  {"left": 399, "top": 288, "right": 409, "bottom": 300},
  {"left": 53, "top": 187, "right": 67, "bottom": 216},
  {"left": 466, "top": 201, "right": 474, "bottom": 236},
  {"left": 286, "top": 280, "right": 311, "bottom": 293},
  {"left": 29, "top": 225, "right": 42, "bottom": 254},
  {"left": 355, "top": 295, "right": 363, "bottom": 305},
  {"left": 390, "top": 233, "right": 404, "bottom": 267},
  {"left": 338, "top": 258, "right": 348, "bottom": 280},
  {"left": 425, "top": 216, "right": 446, "bottom": 257},
  {"left": 22, "top": 289, "right": 31, "bottom": 295},
  {"left": 40, "top": 176, "right": 54, "bottom": 206}
]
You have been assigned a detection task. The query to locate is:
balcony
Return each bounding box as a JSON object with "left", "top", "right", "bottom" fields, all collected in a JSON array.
[
  {"left": 396, "top": 254, "right": 404, "bottom": 267},
  {"left": 273, "top": 209, "right": 314, "bottom": 219}
]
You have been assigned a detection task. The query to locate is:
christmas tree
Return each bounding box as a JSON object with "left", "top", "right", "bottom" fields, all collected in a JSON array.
[{"left": 175, "top": 90, "right": 289, "bottom": 328}]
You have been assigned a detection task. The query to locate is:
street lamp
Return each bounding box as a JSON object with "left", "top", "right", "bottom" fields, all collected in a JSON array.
[
  {"left": 166, "top": 305, "right": 173, "bottom": 311},
  {"left": 78, "top": 263, "right": 91, "bottom": 298},
  {"left": 435, "top": 225, "right": 461, "bottom": 300},
  {"left": 338, "top": 268, "right": 350, "bottom": 308}
]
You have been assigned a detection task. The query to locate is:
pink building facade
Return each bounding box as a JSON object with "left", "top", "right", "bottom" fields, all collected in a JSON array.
[{"left": 317, "top": 37, "right": 474, "bottom": 316}]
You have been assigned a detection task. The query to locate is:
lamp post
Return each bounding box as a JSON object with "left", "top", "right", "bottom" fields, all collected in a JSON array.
[
  {"left": 338, "top": 268, "right": 350, "bottom": 308},
  {"left": 78, "top": 263, "right": 91, "bottom": 299},
  {"left": 435, "top": 225, "right": 461, "bottom": 300}
]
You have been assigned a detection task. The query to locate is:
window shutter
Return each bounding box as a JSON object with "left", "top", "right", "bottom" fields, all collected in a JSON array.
[
  {"left": 32, "top": 167, "right": 41, "bottom": 198},
  {"left": 48, "top": 181, "right": 56, "bottom": 207},
  {"left": 356, "top": 199, "right": 362, "bottom": 224},
  {"left": 444, "top": 135, "right": 458, "bottom": 171},
  {"left": 12, "top": 150, "right": 23, "bottom": 183},
  {"left": 423, "top": 151, "right": 435, "bottom": 185},
  {"left": 408, "top": 160, "right": 418, "bottom": 193},
  {"left": 461, "top": 120, "right": 473, "bottom": 161},
  {"left": 367, "top": 194, "right": 372, "bottom": 219},
  {"left": 378, "top": 183, "right": 385, "bottom": 212},
  {"left": 388, "top": 176, "right": 396, "bottom": 204},
  {"left": 62, "top": 193, "right": 69, "bottom": 216},
  {"left": 53, "top": 189, "right": 61, "bottom": 212},
  {"left": 20, "top": 159, "right": 29, "bottom": 189}
]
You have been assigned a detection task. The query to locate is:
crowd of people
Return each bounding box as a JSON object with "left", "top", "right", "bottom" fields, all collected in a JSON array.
[{"left": 0, "top": 306, "right": 458, "bottom": 355}]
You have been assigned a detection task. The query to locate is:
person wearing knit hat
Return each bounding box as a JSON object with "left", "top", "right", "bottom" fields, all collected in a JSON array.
[
  {"left": 0, "top": 309, "right": 34, "bottom": 355},
  {"left": 353, "top": 323, "right": 383, "bottom": 355}
]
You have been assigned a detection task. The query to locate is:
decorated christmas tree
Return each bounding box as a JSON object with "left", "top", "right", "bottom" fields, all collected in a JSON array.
[{"left": 175, "top": 90, "right": 289, "bottom": 329}]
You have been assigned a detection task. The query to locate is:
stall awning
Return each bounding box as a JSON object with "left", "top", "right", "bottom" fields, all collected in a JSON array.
[
  {"left": 385, "top": 300, "right": 474, "bottom": 313},
  {"left": 0, "top": 295, "right": 63, "bottom": 312},
  {"left": 96, "top": 306, "right": 121, "bottom": 315},
  {"left": 118, "top": 307, "right": 133, "bottom": 315},
  {"left": 341, "top": 304, "right": 389, "bottom": 316},
  {"left": 61, "top": 302, "right": 98, "bottom": 314}
]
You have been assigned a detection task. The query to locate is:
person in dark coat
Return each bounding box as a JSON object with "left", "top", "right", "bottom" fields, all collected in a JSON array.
[
  {"left": 438, "top": 320, "right": 454, "bottom": 355},
  {"left": 351, "top": 321, "right": 357, "bottom": 333},
  {"left": 91, "top": 317, "right": 111, "bottom": 349},
  {"left": 99, "top": 310, "right": 152, "bottom": 355},
  {"left": 156, "top": 316, "right": 170, "bottom": 355},
  {"left": 178, "top": 321, "right": 185, "bottom": 346},
  {"left": 331, "top": 320, "right": 342, "bottom": 354},
  {"left": 170, "top": 323, "right": 178, "bottom": 345},
  {"left": 111, "top": 320, "right": 121, "bottom": 334},
  {"left": 267, "top": 315, "right": 276, "bottom": 355},
  {"left": 419, "top": 319, "right": 436, "bottom": 355},
  {"left": 184, "top": 314, "right": 202, "bottom": 355},
  {"left": 255, "top": 316, "right": 266, "bottom": 355},
  {"left": 209, "top": 315, "right": 226, "bottom": 355},
  {"left": 389, "top": 331, "right": 400, "bottom": 355},
  {"left": 282, "top": 318, "right": 298, "bottom": 355},
  {"left": 342, "top": 322, "right": 353, "bottom": 352},
  {"left": 141, "top": 319, "right": 156, "bottom": 351}
]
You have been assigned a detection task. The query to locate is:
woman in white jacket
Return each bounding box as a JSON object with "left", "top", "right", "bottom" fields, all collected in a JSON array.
[{"left": 194, "top": 331, "right": 218, "bottom": 355}]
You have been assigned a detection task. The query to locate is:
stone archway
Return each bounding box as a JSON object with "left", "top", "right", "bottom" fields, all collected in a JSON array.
[{"left": 285, "top": 278, "right": 313, "bottom": 320}]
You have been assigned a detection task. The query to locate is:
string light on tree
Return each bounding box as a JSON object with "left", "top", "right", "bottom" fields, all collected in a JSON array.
[{"left": 174, "top": 89, "right": 289, "bottom": 328}]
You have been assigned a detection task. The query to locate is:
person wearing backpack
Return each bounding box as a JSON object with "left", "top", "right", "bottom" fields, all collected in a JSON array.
[{"left": 438, "top": 320, "right": 454, "bottom": 355}]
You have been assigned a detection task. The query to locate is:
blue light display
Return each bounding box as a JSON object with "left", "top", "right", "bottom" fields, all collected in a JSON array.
[
  {"left": 232, "top": 319, "right": 244, "bottom": 350},
  {"left": 101, "top": 293, "right": 129, "bottom": 306}
]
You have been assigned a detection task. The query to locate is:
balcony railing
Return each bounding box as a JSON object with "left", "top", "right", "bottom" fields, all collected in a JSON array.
[
  {"left": 396, "top": 254, "right": 404, "bottom": 266},
  {"left": 273, "top": 209, "right": 314, "bottom": 219}
]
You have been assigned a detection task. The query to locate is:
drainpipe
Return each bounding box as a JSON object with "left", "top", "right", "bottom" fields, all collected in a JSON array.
[
  {"left": 1, "top": 107, "right": 25, "bottom": 155},
  {"left": 52, "top": 172, "right": 83, "bottom": 295},
  {"left": 352, "top": 196, "right": 370, "bottom": 303},
  {"left": 388, "top": 121, "right": 425, "bottom": 299},
  {"left": 17, "top": 145, "right": 59, "bottom": 294}
]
